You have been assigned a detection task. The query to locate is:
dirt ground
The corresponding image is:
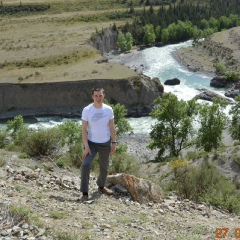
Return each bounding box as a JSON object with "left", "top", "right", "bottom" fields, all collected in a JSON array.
[{"left": 0, "top": 4, "right": 138, "bottom": 84}]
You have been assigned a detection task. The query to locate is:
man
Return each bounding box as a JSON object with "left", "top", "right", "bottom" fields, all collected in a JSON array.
[{"left": 80, "top": 87, "right": 117, "bottom": 201}]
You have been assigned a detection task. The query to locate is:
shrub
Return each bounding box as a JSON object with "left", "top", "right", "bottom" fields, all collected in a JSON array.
[
  {"left": 57, "top": 121, "right": 83, "bottom": 168},
  {"left": 18, "top": 152, "right": 30, "bottom": 159},
  {"left": 225, "top": 71, "right": 240, "bottom": 82},
  {"left": 10, "top": 205, "right": 30, "bottom": 222},
  {"left": 6, "top": 115, "right": 24, "bottom": 134},
  {"left": 54, "top": 231, "right": 78, "bottom": 240},
  {"left": 0, "top": 204, "right": 30, "bottom": 230},
  {"left": 0, "top": 158, "right": 6, "bottom": 167},
  {"left": 216, "top": 62, "right": 226, "bottom": 75},
  {"left": 55, "top": 157, "right": 67, "bottom": 168},
  {"left": 108, "top": 152, "right": 140, "bottom": 176},
  {"left": 49, "top": 210, "right": 65, "bottom": 219},
  {"left": 168, "top": 160, "right": 240, "bottom": 213},
  {"left": 67, "top": 142, "right": 83, "bottom": 168},
  {"left": 22, "top": 127, "right": 63, "bottom": 157},
  {"left": 0, "top": 130, "right": 6, "bottom": 148}
]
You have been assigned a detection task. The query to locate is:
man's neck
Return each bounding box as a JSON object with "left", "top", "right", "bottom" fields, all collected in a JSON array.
[{"left": 93, "top": 103, "right": 103, "bottom": 109}]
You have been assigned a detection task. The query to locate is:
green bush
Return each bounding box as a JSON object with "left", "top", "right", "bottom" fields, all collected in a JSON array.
[
  {"left": 67, "top": 142, "right": 83, "bottom": 168},
  {"left": 108, "top": 152, "right": 140, "bottom": 176},
  {"left": 225, "top": 71, "right": 240, "bottom": 82},
  {"left": 18, "top": 152, "right": 30, "bottom": 159},
  {"left": 168, "top": 160, "right": 240, "bottom": 213},
  {"left": 22, "top": 127, "right": 63, "bottom": 157},
  {"left": 55, "top": 157, "right": 67, "bottom": 168},
  {"left": 0, "top": 130, "right": 6, "bottom": 148},
  {"left": 216, "top": 62, "right": 226, "bottom": 75},
  {"left": 10, "top": 205, "right": 30, "bottom": 222},
  {"left": 57, "top": 121, "right": 83, "bottom": 168}
]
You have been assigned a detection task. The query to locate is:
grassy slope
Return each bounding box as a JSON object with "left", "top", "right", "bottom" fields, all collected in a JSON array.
[{"left": 0, "top": 0, "right": 142, "bottom": 83}]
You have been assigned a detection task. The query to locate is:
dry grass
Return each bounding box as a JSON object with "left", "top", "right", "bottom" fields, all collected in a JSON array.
[{"left": 0, "top": 1, "right": 138, "bottom": 84}]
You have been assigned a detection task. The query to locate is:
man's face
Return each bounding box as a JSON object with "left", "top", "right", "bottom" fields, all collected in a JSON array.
[{"left": 92, "top": 90, "right": 105, "bottom": 103}]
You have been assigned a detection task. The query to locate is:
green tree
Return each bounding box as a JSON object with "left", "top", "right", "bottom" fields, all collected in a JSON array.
[
  {"left": 148, "top": 93, "right": 198, "bottom": 160},
  {"left": 7, "top": 115, "right": 24, "bottom": 134},
  {"left": 219, "top": 16, "right": 231, "bottom": 30},
  {"left": 143, "top": 24, "right": 156, "bottom": 46},
  {"left": 58, "top": 120, "right": 82, "bottom": 146},
  {"left": 104, "top": 100, "right": 132, "bottom": 138},
  {"left": 229, "top": 96, "right": 240, "bottom": 141},
  {"left": 117, "top": 31, "right": 133, "bottom": 52},
  {"left": 200, "top": 19, "right": 209, "bottom": 30},
  {"left": 208, "top": 17, "right": 218, "bottom": 29},
  {"left": 196, "top": 97, "right": 229, "bottom": 152},
  {"left": 6, "top": 115, "right": 28, "bottom": 145},
  {"left": 161, "top": 28, "right": 169, "bottom": 44},
  {"left": 125, "top": 32, "right": 134, "bottom": 51},
  {"left": 117, "top": 31, "right": 127, "bottom": 52},
  {"left": 155, "top": 25, "right": 162, "bottom": 42}
]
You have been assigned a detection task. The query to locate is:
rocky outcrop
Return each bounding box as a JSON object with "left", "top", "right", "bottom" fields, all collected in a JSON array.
[
  {"left": 225, "top": 82, "right": 240, "bottom": 99},
  {"left": 164, "top": 78, "right": 181, "bottom": 86},
  {"left": 90, "top": 28, "right": 118, "bottom": 55},
  {"left": 210, "top": 76, "right": 235, "bottom": 88},
  {"left": 196, "top": 88, "right": 233, "bottom": 103},
  {"left": 0, "top": 75, "right": 163, "bottom": 119},
  {"left": 106, "top": 173, "right": 164, "bottom": 204}
]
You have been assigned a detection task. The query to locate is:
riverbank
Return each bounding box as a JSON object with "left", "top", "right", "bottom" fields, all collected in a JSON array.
[{"left": 171, "top": 47, "right": 216, "bottom": 78}]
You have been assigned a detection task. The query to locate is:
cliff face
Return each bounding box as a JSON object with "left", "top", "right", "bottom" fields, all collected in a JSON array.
[
  {"left": 0, "top": 75, "right": 163, "bottom": 119},
  {"left": 90, "top": 28, "right": 118, "bottom": 55}
]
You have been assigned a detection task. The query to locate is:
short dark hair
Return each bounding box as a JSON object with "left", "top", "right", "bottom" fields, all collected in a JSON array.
[{"left": 91, "top": 87, "right": 105, "bottom": 95}]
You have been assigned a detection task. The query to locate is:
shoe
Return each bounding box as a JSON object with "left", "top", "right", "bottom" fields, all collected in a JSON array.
[
  {"left": 98, "top": 187, "right": 113, "bottom": 195},
  {"left": 79, "top": 195, "right": 88, "bottom": 202}
]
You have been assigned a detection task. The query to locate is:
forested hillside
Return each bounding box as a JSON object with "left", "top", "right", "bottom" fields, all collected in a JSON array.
[{"left": 119, "top": 0, "right": 240, "bottom": 46}]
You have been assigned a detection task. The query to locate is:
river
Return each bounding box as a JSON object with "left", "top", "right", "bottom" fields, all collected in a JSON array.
[{"left": 0, "top": 40, "right": 230, "bottom": 133}]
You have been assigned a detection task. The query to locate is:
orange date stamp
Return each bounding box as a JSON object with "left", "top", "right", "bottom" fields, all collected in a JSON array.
[{"left": 216, "top": 228, "right": 240, "bottom": 238}]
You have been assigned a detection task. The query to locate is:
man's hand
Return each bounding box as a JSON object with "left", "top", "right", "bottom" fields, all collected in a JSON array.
[
  {"left": 82, "top": 145, "right": 91, "bottom": 158},
  {"left": 110, "top": 144, "right": 116, "bottom": 155}
]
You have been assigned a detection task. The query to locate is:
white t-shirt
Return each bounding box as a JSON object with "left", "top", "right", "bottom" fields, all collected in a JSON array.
[{"left": 81, "top": 103, "right": 114, "bottom": 143}]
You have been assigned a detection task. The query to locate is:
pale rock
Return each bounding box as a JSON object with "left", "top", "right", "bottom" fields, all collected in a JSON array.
[{"left": 107, "top": 173, "right": 164, "bottom": 204}]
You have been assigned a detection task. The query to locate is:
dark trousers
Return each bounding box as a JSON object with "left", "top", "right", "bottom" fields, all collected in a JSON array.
[{"left": 80, "top": 139, "right": 111, "bottom": 193}]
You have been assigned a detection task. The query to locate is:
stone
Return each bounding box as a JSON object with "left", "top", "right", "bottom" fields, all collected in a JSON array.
[
  {"left": 106, "top": 173, "right": 164, "bottom": 204},
  {"left": 164, "top": 78, "right": 181, "bottom": 85}
]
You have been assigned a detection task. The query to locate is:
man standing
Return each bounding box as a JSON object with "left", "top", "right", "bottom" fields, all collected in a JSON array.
[{"left": 80, "top": 87, "right": 117, "bottom": 201}]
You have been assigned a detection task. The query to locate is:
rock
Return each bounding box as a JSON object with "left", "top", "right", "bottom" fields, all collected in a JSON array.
[
  {"left": 106, "top": 173, "right": 164, "bottom": 204},
  {"left": 0, "top": 75, "right": 163, "bottom": 119},
  {"left": 225, "top": 82, "right": 240, "bottom": 99},
  {"left": 16, "top": 166, "right": 39, "bottom": 179},
  {"left": 164, "top": 78, "right": 181, "bottom": 85},
  {"left": 196, "top": 88, "right": 233, "bottom": 102},
  {"left": 90, "top": 28, "right": 118, "bottom": 55},
  {"left": 210, "top": 76, "right": 235, "bottom": 88}
]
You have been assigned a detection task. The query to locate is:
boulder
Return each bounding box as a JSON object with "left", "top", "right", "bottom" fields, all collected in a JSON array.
[
  {"left": 210, "top": 76, "right": 235, "bottom": 88},
  {"left": 106, "top": 173, "right": 164, "bottom": 204},
  {"left": 164, "top": 78, "right": 180, "bottom": 85},
  {"left": 196, "top": 88, "right": 233, "bottom": 103},
  {"left": 225, "top": 83, "right": 240, "bottom": 99}
]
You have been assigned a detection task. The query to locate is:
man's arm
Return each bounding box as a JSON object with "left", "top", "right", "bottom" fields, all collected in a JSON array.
[
  {"left": 82, "top": 120, "right": 91, "bottom": 158},
  {"left": 109, "top": 119, "right": 116, "bottom": 155}
]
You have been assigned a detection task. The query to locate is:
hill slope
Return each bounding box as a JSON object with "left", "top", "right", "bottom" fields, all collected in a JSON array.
[
  {"left": 0, "top": 149, "right": 239, "bottom": 239},
  {"left": 174, "top": 27, "right": 240, "bottom": 77}
]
